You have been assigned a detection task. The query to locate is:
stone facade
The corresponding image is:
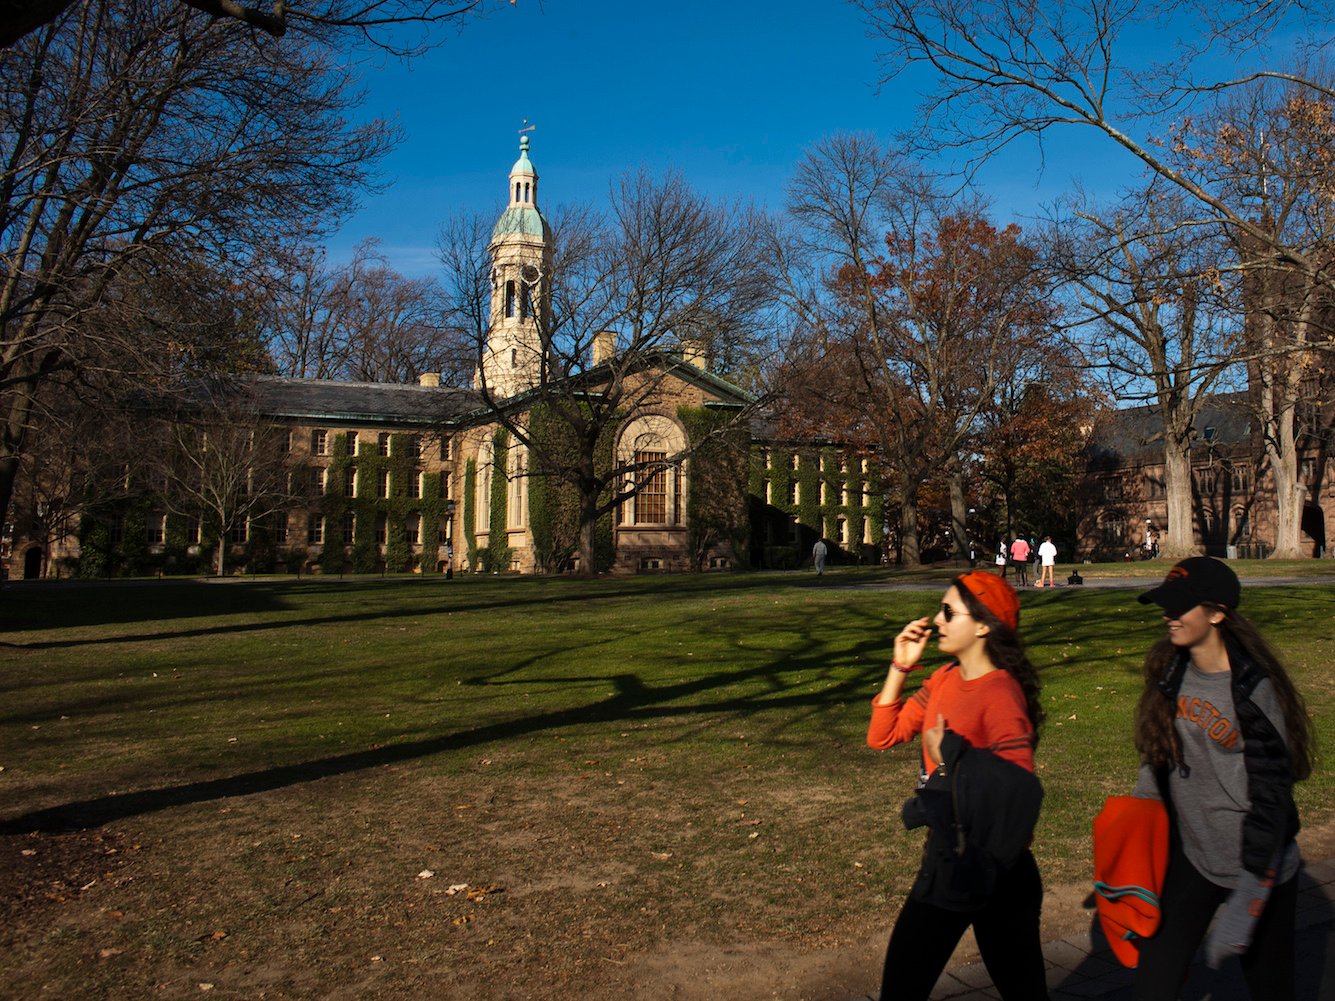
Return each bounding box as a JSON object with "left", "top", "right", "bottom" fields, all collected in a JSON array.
[{"left": 1076, "top": 393, "right": 1332, "bottom": 560}]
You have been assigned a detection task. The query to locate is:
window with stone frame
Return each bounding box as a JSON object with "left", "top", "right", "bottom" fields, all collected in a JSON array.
[
  {"left": 307, "top": 514, "right": 324, "bottom": 545},
  {"left": 229, "top": 519, "right": 248, "bottom": 544},
  {"left": 345, "top": 431, "right": 358, "bottom": 455},
  {"left": 406, "top": 513, "right": 421, "bottom": 546},
  {"left": 310, "top": 467, "right": 325, "bottom": 496},
  {"left": 1230, "top": 464, "right": 1252, "bottom": 493},
  {"left": 311, "top": 429, "right": 328, "bottom": 456},
  {"left": 274, "top": 513, "right": 288, "bottom": 544},
  {"left": 376, "top": 469, "right": 389, "bottom": 498},
  {"left": 343, "top": 467, "right": 356, "bottom": 498},
  {"left": 378, "top": 432, "right": 390, "bottom": 456},
  {"left": 342, "top": 510, "right": 355, "bottom": 544},
  {"left": 634, "top": 451, "right": 668, "bottom": 523}
]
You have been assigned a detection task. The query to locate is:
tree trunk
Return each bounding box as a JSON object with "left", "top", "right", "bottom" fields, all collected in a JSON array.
[
  {"left": 1265, "top": 401, "right": 1305, "bottom": 559},
  {"left": 216, "top": 536, "right": 227, "bottom": 577},
  {"left": 899, "top": 478, "right": 921, "bottom": 566},
  {"left": 1161, "top": 436, "right": 1197, "bottom": 560},
  {"left": 576, "top": 487, "right": 598, "bottom": 577},
  {"left": 947, "top": 455, "right": 968, "bottom": 560}
]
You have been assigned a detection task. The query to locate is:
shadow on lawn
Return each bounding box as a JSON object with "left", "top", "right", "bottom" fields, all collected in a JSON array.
[
  {"left": 0, "top": 620, "right": 890, "bottom": 835},
  {"left": 0, "top": 582, "right": 1161, "bottom": 836},
  {"left": 1, "top": 572, "right": 855, "bottom": 649}
]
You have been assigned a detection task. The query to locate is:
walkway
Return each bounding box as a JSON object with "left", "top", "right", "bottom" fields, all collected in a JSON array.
[{"left": 847, "top": 857, "right": 1335, "bottom": 1000}]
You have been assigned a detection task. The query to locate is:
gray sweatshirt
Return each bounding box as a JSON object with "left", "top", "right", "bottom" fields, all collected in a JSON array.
[{"left": 1133, "top": 663, "right": 1298, "bottom": 889}]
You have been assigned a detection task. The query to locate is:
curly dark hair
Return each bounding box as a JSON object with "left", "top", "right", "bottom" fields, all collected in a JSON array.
[
  {"left": 951, "top": 576, "right": 1046, "bottom": 744},
  {"left": 1135, "top": 605, "right": 1314, "bottom": 780}
]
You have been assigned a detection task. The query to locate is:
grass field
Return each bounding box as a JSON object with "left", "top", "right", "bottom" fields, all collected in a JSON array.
[{"left": 2, "top": 566, "right": 1333, "bottom": 1000}]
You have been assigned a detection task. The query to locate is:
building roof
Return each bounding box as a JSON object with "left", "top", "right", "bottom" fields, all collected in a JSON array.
[
  {"left": 1086, "top": 392, "right": 1254, "bottom": 469},
  {"left": 249, "top": 376, "right": 480, "bottom": 428}
]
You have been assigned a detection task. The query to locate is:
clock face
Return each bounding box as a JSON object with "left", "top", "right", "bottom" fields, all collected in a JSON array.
[{"left": 520, "top": 264, "right": 541, "bottom": 284}]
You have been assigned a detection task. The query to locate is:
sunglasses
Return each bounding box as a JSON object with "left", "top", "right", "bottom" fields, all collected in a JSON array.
[{"left": 940, "top": 602, "right": 970, "bottom": 622}]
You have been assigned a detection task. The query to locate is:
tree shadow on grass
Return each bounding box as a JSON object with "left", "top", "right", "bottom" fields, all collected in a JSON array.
[
  {"left": 0, "top": 615, "right": 891, "bottom": 835},
  {"left": 0, "top": 573, "right": 839, "bottom": 649}
]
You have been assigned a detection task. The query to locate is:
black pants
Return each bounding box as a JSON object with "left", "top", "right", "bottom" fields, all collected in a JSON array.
[
  {"left": 1132, "top": 848, "right": 1298, "bottom": 1001},
  {"left": 880, "top": 849, "right": 1049, "bottom": 1001}
]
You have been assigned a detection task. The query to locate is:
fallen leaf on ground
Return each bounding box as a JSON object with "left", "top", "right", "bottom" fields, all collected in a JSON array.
[
  {"left": 650, "top": 851, "right": 673, "bottom": 860},
  {"left": 417, "top": 869, "right": 434, "bottom": 879},
  {"left": 445, "top": 883, "right": 468, "bottom": 895},
  {"left": 98, "top": 948, "right": 124, "bottom": 960},
  {"left": 452, "top": 914, "right": 474, "bottom": 926},
  {"left": 465, "top": 884, "right": 503, "bottom": 901}
]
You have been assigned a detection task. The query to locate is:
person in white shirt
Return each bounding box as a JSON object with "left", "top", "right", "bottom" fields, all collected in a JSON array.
[{"left": 1037, "top": 536, "right": 1057, "bottom": 588}]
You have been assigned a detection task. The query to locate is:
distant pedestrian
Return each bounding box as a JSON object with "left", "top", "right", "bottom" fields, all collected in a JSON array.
[
  {"left": 1010, "top": 536, "right": 1030, "bottom": 587},
  {"left": 968, "top": 538, "right": 978, "bottom": 569},
  {"left": 812, "top": 538, "right": 828, "bottom": 575},
  {"left": 1037, "top": 536, "right": 1057, "bottom": 588},
  {"left": 996, "top": 539, "right": 1008, "bottom": 579},
  {"left": 1130, "top": 557, "right": 1313, "bottom": 1000}
]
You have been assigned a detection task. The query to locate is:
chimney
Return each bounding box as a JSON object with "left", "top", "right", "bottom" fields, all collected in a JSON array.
[
  {"left": 418, "top": 372, "right": 441, "bottom": 388},
  {"left": 679, "top": 338, "right": 707, "bottom": 370},
  {"left": 593, "top": 330, "right": 616, "bottom": 365}
]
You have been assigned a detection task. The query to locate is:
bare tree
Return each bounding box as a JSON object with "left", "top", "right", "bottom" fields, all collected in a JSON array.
[
  {"left": 775, "top": 134, "right": 1055, "bottom": 564},
  {"left": 141, "top": 379, "right": 296, "bottom": 576},
  {"left": 0, "top": 1, "right": 396, "bottom": 534},
  {"left": 855, "top": 0, "right": 1335, "bottom": 557},
  {"left": 1, "top": 0, "right": 498, "bottom": 51},
  {"left": 1048, "top": 185, "right": 1243, "bottom": 557},
  {"left": 263, "top": 239, "right": 461, "bottom": 384}
]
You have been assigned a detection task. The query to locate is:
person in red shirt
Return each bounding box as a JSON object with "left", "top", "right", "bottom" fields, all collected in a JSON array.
[
  {"left": 867, "top": 570, "right": 1049, "bottom": 1001},
  {"left": 1009, "top": 535, "right": 1031, "bottom": 587}
]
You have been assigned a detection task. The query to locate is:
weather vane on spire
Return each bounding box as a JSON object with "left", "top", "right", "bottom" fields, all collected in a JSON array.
[{"left": 518, "top": 119, "right": 536, "bottom": 135}]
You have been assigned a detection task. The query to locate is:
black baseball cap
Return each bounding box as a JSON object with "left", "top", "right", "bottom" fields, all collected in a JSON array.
[{"left": 1138, "top": 556, "right": 1241, "bottom": 617}]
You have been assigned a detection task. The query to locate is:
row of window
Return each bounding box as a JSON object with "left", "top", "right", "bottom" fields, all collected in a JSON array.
[
  {"left": 760, "top": 479, "right": 873, "bottom": 507},
  {"left": 306, "top": 467, "right": 448, "bottom": 501},
  {"left": 119, "top": 511, "right": 452, "bottom": 548},
  {"left": 298, "top": 429, "right": 452, "bottom": 461},
  {"left": 758, "top": 450, "right": 871, "bottom": 476}
]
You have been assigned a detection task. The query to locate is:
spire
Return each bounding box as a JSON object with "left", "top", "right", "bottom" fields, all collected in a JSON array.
[{"left": 509, "top": 134, "right": 538, "bottom": 209}]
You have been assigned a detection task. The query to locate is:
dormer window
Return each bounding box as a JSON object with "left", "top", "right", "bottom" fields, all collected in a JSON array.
[{"left": 1203, "top": 426, "right": 1216, "bottom": 441}]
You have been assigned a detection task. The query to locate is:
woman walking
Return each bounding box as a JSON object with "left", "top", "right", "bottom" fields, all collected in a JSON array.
[
  {"left": 867, "top": 571, "right": 1049, "bottom": 1001},
  {"left": 1131, "top": 557, "right": 1314, "bottom": 1000}
]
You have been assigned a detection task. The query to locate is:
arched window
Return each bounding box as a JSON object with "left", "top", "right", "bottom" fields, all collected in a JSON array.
[
  {"left": 616, "top": 415, "right": 687, "bottom": 526},
  {"left": 504, "top": 281, "right": 516, "bottom": 318}
]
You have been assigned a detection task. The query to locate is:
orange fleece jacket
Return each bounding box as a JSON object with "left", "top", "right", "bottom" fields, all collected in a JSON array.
[{"left": 867, "top": 664, "right": 1035, "bottom": 774}]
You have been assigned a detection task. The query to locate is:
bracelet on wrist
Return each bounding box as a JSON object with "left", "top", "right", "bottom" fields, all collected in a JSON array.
[{"left": 892, "top": 661, "right": 916, "bottom": 674}]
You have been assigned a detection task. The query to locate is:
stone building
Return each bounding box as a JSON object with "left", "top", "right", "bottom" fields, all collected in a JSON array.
[
  {"left": 2, "top": 137, "right": 884, "bottom": 579},
  {"left": 1077, "top": 392, "right": 1332, "bottom": 560}
]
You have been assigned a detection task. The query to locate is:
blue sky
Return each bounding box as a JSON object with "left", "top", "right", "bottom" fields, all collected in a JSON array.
[{"left": 324, "top": 1, "right": 1211, "bottom": 277}]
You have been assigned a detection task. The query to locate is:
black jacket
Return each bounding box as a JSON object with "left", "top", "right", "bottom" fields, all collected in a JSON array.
[
  {"left": 1153, "top": 639, "right": 1299, "bottom": 877},
  {"left": 901, "top": 729, "right": 1044, "bottom": 911}
]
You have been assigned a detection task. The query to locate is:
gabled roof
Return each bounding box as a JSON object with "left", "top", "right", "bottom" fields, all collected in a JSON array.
[
  {"left": 249, "top": 376, "right": 481, "bottom": 428},
  {"left": 1086, "top": 392, "right": 1254, "bottom": 468}
]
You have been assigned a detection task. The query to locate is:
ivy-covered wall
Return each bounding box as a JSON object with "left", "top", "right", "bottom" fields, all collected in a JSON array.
[
  {"left": 679, "top": 406, "right": 750, "bottom": 570},
  {"left": 748, "top": 445, "right": 883, "bottom": 569},
  {"left": 316, "top": 431, "right": 449, "bottom": 574}
]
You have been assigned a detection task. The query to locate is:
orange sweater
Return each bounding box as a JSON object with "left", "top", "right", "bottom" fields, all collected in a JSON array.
[{"left": 867, "top": 664, "right": 1035, "bottom": 774}]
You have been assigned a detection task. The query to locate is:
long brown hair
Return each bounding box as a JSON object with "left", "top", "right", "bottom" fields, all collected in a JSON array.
[
  {"left": 1134, "top": 605, "right": 1314, "bottom": 780},
  {"left": 953, "top": 577, "right": 1046, "bottom": 744}
]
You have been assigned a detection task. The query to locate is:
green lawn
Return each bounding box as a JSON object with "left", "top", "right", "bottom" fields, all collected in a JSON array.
[{"left": 1, "top": 569, "right": 1332, "bottom": 1000}]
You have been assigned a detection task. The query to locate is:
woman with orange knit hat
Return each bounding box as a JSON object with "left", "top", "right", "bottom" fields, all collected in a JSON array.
[{"left": 868, "top": 571, "right": 1049, "bottom": 1001}]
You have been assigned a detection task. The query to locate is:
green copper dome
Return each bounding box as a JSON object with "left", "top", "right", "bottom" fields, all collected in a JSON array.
[{"left": 491, "top": 205, "right": 551, "bottom": 240}]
